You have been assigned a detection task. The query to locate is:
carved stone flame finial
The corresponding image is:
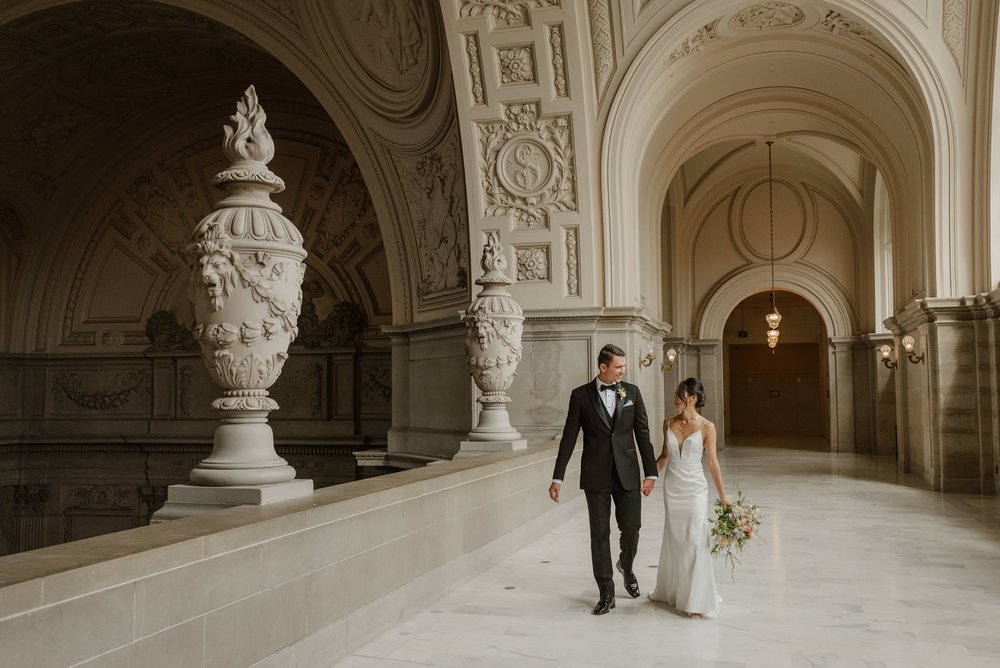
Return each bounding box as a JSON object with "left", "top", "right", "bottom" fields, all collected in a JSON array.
[
  {"left": 213, "top": 85, "right": 285, "bottom": 192},
  {"left": 223, "top": 85, "right": 275, "bottom": 165},
  {"left": 478, "top": 230, "right": 511, "bottom": 284}
]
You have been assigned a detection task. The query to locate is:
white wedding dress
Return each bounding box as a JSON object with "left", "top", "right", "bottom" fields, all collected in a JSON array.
[{"left": 649, "top": 427, "right": 721, "bottom": 617}]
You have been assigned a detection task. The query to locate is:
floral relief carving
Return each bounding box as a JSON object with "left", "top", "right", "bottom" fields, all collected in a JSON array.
[
  {"left": 549, "top": 24, "right": 568, "bottom": 97},
  {"left": 670, "top": 20, "right": 722, "bottom": 63},
  {"left": 498, "top": 45, "right": 536, "bottom": 84},
  {"left": 565, "top": 226, "right": 579, "bottom": 296},
  {"left": 398, "top": 126, "right": 469, "bottom": 301},
  {"left": 943, "top": 0, "right": 967, "bottom": 73},
  {"left": 52, "top": 371, "right": 150, "bottom": 411},
  {"left": 730, "top": 3, "right": 805, "bottom": 30},
  {"left": 477, "top": 102, "right": 577, "bottom": 229},
  {"left": 515, "top": 245, "right": 548, "bottom": 281},
  {"left": 459, "top": 0, "right": 560, "bottom": 27},
  {"left": 465, "top": 33, "right": 487, "bottom": 105},
  {"left": 66, "top": 485, "right": 136, "bottom": 510},
  {"left": 587, "top": 0, "right": 613, "bottom": 103}
]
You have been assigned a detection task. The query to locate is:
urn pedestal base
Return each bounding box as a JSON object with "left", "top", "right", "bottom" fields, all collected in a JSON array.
[{"left": 151, "top": 479, "right": 314, "bottom": 522}]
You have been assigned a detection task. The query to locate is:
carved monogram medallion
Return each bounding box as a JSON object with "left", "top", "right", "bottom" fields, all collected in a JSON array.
[{"left": 477, "top": 102, "right": 577, "bottom": 229}]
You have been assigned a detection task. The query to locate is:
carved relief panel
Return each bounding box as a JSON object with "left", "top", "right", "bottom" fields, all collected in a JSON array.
[
  {"left": 48, "top": 366, "right": 151, "bottom": 416},
  {"left": 476, "top": 102, "right": 577, "bottom": 230},
  {"left": 395, "top": 120, "right": 470, "bottom": 305}
]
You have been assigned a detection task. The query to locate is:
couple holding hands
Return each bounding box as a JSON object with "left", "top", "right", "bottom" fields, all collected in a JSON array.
[{"left": 549, "top": 344, "right": 730, "bottom": 618}]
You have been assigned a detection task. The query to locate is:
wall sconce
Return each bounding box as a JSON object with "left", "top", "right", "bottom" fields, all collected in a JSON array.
[
  {"left": 900, "top": 334, "right": 925, "bottom": 365},
  {"left": 661, "top": 347, "right": 678, "bottom": 372},
  {"left": 879, "top": 343, "right": 897, "bottom": 370},
  {"left": 638, "top": 348, "right": 656, "bottom": 368}
]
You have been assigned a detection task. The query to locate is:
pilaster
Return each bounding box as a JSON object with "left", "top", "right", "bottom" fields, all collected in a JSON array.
[
  {"left": 829, "top": 337, "right": 860, "bottom": 452},
  {"left": 888, "top": 295, "right": 998, "bottom": 493}
]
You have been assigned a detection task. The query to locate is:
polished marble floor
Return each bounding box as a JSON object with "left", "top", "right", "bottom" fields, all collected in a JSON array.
[{"left": 334, "top": 440, "right": 1000, "bottom": 667}]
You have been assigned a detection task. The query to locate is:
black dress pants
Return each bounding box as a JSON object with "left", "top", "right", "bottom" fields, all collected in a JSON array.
[{"left": 584, "top": 460, "right": 641, "bottom": 597}]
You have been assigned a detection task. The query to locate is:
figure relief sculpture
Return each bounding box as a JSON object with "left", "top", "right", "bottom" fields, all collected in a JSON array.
[
  {"left": 186, "top": 86, "right": 307, "bottom": 487},
  {"left": 459, "top": 231, "right": 526, "bottom": 455}
]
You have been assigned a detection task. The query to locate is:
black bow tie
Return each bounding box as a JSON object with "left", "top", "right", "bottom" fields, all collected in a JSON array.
[{"left": 600, "top": 384, "right": 617, "bottom": 393}]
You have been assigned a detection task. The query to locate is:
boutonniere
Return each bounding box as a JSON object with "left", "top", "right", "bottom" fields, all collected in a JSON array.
[{"left": 616, "top": 386, "right": 627, "bottom": 400}]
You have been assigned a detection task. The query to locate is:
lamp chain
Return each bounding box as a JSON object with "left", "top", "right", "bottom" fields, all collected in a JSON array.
[{"left": 767, "top": 140, "right": 775, "bottom": 311}]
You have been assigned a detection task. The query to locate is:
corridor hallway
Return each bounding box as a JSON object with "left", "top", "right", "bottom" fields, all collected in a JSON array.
[{"left": 334, "top": 446, "right": 1000, "bottom": 667}]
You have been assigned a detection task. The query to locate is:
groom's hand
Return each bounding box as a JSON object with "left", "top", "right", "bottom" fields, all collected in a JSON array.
[
  {"left": 548, "top": 482, "right": 561, "bottom": 503},
  {"left": 640, "top": 479, "right": 655, "bottom": 497}
]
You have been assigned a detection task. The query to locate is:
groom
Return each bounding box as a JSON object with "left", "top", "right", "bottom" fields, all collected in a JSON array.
[{"left": 549, "top": 344, "right": 657, "bottom": 615}]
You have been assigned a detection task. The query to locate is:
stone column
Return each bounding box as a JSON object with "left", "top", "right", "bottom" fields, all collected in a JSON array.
[
  {"left": 456, "top": 231, "right": 527, "bottom": 457},
  {"left": 154, "top": 87, "right": 312, "bottom": 520}
]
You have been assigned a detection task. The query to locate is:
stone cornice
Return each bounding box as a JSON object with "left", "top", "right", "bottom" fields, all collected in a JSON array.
[{"left": 890, "top": 294, "right": 1000, "bottom": 331}]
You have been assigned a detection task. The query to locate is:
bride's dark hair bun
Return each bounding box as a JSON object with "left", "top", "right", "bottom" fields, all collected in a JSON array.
[{"left": 677, "top": 377, "right": 705, "bottom": 408}]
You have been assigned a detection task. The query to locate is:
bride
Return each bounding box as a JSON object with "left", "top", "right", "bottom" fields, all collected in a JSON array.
[{"left": 649, "top": 377, "right": 731, "bottom": 618}]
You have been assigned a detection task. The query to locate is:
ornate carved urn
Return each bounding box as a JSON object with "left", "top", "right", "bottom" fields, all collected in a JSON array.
[
  {"left": 460, "top": 231, "right": 526, "bottom": 452},
  {"left": 188, "top": 86, "right": 306, "bottom": 486}
]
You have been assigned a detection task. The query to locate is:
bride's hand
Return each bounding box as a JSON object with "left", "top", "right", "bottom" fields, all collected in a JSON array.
[{"left": 720, "top": 494, "right": 733, "bottom": 507}]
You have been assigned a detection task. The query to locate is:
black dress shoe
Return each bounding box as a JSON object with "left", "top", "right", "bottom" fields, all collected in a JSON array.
[
  {"left": 617, "top": 559, "right": 640, "bottom": 598},
  {"left": 593, "top": 594, "right": 616, "bottom": 615}
]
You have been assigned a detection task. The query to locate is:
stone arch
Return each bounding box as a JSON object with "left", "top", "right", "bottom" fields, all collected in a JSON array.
[
  {"left": 697, "top": 264, "right": 853, "bottom": 341},
  {"left": 0, "top": 0, "right": 467, "bottom": 331},
  {"left": 603, "top": 1, "right": 948, "bottom": 318}
]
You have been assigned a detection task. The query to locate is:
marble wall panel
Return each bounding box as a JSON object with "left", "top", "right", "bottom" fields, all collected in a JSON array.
[{"left": 509, "top": 337, "right": 589, "bottom": 439}]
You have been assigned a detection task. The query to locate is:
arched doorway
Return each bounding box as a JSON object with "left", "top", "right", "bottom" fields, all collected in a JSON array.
[{"left": 724, "top": 291, "right": 828, "bottom": 450}]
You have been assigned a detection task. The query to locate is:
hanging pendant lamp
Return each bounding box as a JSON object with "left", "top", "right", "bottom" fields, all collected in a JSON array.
[{"left": 765, "top": 140, "right": 781, "bottom": 351}]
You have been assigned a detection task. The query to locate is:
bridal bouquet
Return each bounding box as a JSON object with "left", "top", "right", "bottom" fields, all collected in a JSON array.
[{"left": 709, "top": 486, "right": 762, "bottom": 576}]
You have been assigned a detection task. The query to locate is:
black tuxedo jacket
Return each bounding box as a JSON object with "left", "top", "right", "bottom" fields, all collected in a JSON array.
[{"left": 552, "top": 380, "right": 657, "bottom": 491}]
